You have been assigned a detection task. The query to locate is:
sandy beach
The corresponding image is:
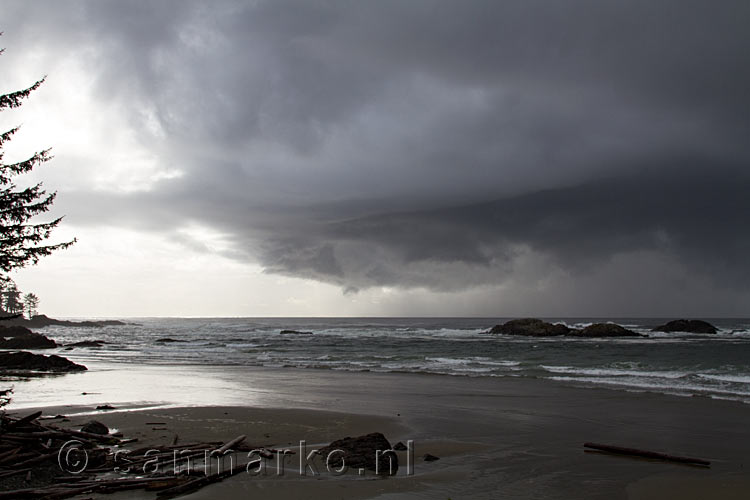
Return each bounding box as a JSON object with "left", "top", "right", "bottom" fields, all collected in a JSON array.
[{"left": 4, "top": 363, "right": 750, "bottom": 499}]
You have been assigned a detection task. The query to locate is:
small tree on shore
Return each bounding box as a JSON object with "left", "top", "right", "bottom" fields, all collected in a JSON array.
[
  {"left": 0, "top": 34, "right": 74, "bottom": 314},
  {"left": 2, "top": 281, "right": 21, "bottom": 314},
  {"left": 22, "top": 292, "right": 39, "bottom": 319}
]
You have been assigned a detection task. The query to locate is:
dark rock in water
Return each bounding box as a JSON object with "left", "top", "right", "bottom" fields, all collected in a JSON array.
[
  {"left": 317, "top": 432, "right": 398, "bottom": 475},
  {"left": 0, "top": 326, "right": 57, "bottom": 349},
  {"left": 280, "top": 329, "right": 313, "bottom": 335},
  {"left": 488, "top": 318, "right": 643, "bottom": 337},
  {"left": 652, "top": 319, "right": 718, "bottom": 334},
  {"left": 96, "top": 404, "right": 116, "bottom": 411},
  {"left": 0, "top": 351, "right": 87, "bottom": 372},
  {"left": 155, "top": 338, "right": 186, "bottom": 343},
  {"left": 66, "top": 340, "right": 106, "bottom": 348},
  {"left": 423, "top": 453, "right": 440, "bottom": 462},
  {"left": 81, "top": 420, "right": 109, "bottom": 435},
  {"left": 488, "top": 318, "right": 571, "bottom": 337},
  {"left": 3, "top": 314, "right": 127, "bottom": 328},
  {"left": 574, "top": 323, "right": 642, "bottom": 337},
  {"left": 0, "top": 326, "right": 37, "bottom": 337},
  {"left": 393, "top": 441, "right": 408, "bottom": 451}
]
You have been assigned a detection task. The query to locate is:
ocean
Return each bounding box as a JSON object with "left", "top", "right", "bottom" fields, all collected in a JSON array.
[{"left": 24, "top": 317, "right": 750, "bottom": 405}]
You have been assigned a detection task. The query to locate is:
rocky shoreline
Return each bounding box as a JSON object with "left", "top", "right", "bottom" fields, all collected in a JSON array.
[
  {"left": 0, "top": 326, "right": 58, "bottom": 349},
  {"left": 0, "top": 324, "right": 91, "bottom": 375},
  {"left": 0, "top": 314, "right": 129, "bottom": 375},
  {"left": 1, "top": 314, "right": 127, "bottom": 329},
  {"left": 0, "top": 351, "right": 87, "bottom": 373}
]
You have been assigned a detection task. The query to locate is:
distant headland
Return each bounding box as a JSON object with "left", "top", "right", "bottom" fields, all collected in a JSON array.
[{"left": 1, "top": 314, "right": 127, "bottom": 328}]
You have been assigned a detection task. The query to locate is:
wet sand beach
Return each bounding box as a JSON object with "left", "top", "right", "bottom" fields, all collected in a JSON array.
[{"left": 6, "top": 363, "right": 750, "bottom": 499}]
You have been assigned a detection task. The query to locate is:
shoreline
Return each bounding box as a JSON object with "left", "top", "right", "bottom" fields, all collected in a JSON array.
[
  {"left": 5, "top": 358, "right": 750, "bottom": 410},
  {"left": 4, "top": 364, "right": 750, "bottom": 498}
]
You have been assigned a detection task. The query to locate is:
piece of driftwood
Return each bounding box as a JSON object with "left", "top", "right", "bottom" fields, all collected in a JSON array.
[
  {"left": 45, "top": 425, "right": 120, "bottom": 444},
  {"left": 116, "top": 449, "right": 208, "bottom": 471},
  {"left": 164, "top": 441, "right": 223, "bottom": 450},
  {"left": 0, "top": 467, "right": 31, "bottom": 479},
  {"left": 0, "top": 476, "right": 189, "bottom": 499},
  {"left": 213, "top": 435, "right": 246, "bottom": 456},
  {"left": 0, "top": 413, "right": 268, "bottom": 500},
  {"left": 14, "top": 450, "right": 58, "bottom": 468},
  {"left": 156, "top": 462, "right": 248, "bottom": 499},
  {"left": 0, "top": 451, "right": 37, "bottom": 466},
  {"left": 583, "top": 442, "right": 711, "bottom": 466},
  {"left": 5, "top": 411, "right": 42, "bottom": 430},
  {"left": 0, "top": 446, "right": 22, "bottom": 463}
]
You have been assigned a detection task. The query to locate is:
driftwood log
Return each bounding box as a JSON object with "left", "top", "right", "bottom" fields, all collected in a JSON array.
[
  {"left": 0, "top": 411, "right": 262, "bottom": 500},
  {"left": 0, "top": 413, "right": 282, "bottom": 499},
  {"left": 583, "top": 442, "right": 711, "bottom": 466}
]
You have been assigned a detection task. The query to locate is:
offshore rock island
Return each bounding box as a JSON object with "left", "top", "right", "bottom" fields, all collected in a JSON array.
[{"left": 486, "top": 318, "right": 720, "bottom": 337}]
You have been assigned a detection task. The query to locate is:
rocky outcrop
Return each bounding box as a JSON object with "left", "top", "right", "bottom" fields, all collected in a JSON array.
[
  {"left": 280, "top": 329, "right": 313, "bottom": 335},
  {"left": 652, "top": 319, "right": 718, "bottom": 334},
  {"left": 488, "top": 319, "right": 642, "bottom": 337},
  {"left": 317, "top": 432, "right": 398, "bottom": 475},
  {"left": 3, "top": 314, "right": 127, "bottom": 328},
  {"left": 66, "top": 340, "right": 106, "bottom": 348},
  {"left": 573, "top": 323, "right": 641, "bottom": 337},
  {"left": 81, "top": 420, "right": 109, "bottom": 435},
  {"left": 0, "top": 326, "right": 57, "bottom": 349},
  {"left": 0, "top": 351, "right": 87, "bottom": 372},
  {"left": 488, "top": 318, "right": 571, "bottom": 336}
]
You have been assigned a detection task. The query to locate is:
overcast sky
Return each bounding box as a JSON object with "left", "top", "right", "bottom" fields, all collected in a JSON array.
[{"left": 2, "top": 0, "right": 749, "bottom": 317}]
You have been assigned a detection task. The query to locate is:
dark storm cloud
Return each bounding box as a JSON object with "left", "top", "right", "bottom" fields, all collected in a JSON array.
[
  {"left": 258, "top": 165, "right": 750, "bottom": 291},
  {"left": 4, "top": 1, "right": 750, "bottom": 308}
]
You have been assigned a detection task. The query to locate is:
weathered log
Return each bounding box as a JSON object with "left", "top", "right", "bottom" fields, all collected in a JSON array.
[
  {"left": 0, "top": 476, "right": 189, "bottom": 500},
  {"left": 0, "top": 446, "right": 22, "bottom": 463},
  {"left": 213, "top": 435, "right": 246, "bottom": 455},
  {"left": 3, "top": 430, "right": 69, "bottom": 439},
  {"left": 4, "top": 411, "right": 43, "bottom": 430},
  {"left": 0, "top": 467, "right": 31, "bottom": 479},
  {"left": 583, "top": 442, "right": 711, "bottom": 466},
  {"left": 13, "top": 450, "right": 58, "bottom": 468},
  {"left": 145, "top": 477, "right": 192, "bottom": 491},
  {"left": 113, "top": 448, "right": 210, "bottom": 473},
  {"left": 164, "top": 441, "right": 222, "bottom": 450},
  {"left": 0, "top": 434, "right": 44, "bottom": 443},
  {"left": 0, "top": 451, "right": 37, "bottom": 466},
  {"left": 0, "top": 485, "right": 93, "bottom": 500},
  {"left": 53, "top": 474, "right": 94, "bottom": 482},
  {"left": 156, "top": 461, "right": 248, "bottom": 499},
  {"left": 45, "top": 425, "right": 118, "bottom": 444}
]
